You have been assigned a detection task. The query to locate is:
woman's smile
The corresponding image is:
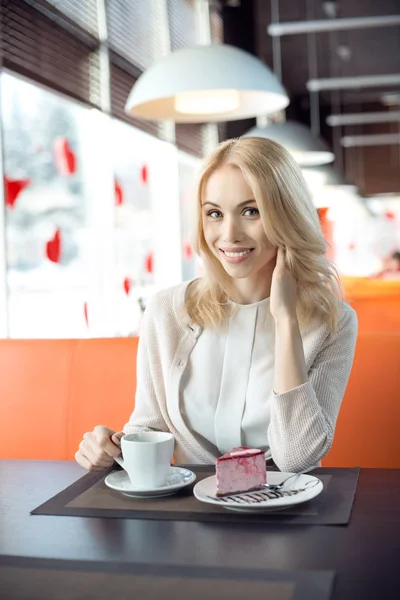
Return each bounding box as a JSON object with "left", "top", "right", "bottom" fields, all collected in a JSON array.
[{"left": 219, "top": 247, "right": 255, "bottom": 263}]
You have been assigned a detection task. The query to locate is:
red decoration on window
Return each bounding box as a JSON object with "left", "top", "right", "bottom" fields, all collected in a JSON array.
[
  {"left": 53, "top": 138, "right": 77, "bottom": 175},
  {"left": 83, "top": 302, "right": 89, "bottom": 327},
  {"left": 317, "top": 207, "right": 334, "bottom": 260},
  {"left": 46, "top": 229, "right": 62, "bottom": 263},
  {"left": 317, "top": 207, "right": 329, "bottom": 222},
  {"left": 348, "top": 242, "right": 356, "bottom": 251},
  {"left": 123, "top": 277, "right": 132, "bottom": 296},
  {"left": 4, "top": 177, "right": 31, "bottom": 208},
  {"left": 385, "top": 211, "right": 396, "bottom": 220},
  {"left": 184, "top": 242, "right": 193, "bottom": 259},
  {"left": 140, "top": 164, "right": 148, "bottom": 184},
  {"left": 145, "top": 252, "right": 153, "bottom": 274},
  {"left": 115, "top": 178, "right": 123, "bottom": 206}
]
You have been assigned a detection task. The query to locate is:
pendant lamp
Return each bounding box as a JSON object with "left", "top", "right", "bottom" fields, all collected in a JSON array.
[
  {"left": 244, "top": 121, "right": 334, "bottom": 167},
  {"left": 302, "top": 164, "right": 357, "bottom": 190},
  {"left": 244, "top": 1, "right": 334, "bottom": 167},
  {"left": 125, "top": 44, "right": 289, "bottom": 123}
]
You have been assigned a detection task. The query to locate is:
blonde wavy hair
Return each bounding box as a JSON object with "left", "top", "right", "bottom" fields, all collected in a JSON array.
[{"left": 185, "top": 136, "right": 342, "bottom": 333}]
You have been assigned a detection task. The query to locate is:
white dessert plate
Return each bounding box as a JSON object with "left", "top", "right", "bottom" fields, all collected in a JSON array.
[
  {"left": 193, "top": 471, "right": 323, "bottom": 513},
  {"left": 105, "top": 467, "right": 196, "bottom": 498}
]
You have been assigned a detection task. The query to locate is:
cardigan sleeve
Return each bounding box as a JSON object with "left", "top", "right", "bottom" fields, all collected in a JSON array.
[
  {"left": 267, "top": 304, "right": 358, "bottom": 472},
  {"left": 123, "top": 297, "right": 169, "bottom": 435}
]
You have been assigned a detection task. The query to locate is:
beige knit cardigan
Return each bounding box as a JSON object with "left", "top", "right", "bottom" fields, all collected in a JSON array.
[{"left": 124, "top": 280, "right": 358, "bottom": 471}]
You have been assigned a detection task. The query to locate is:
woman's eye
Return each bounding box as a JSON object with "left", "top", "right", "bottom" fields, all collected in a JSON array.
[
  {"left": 207, "top": 210, "right": 222, "bottom": 219},
  {"left": 243, "top": 208, "right": 259, "bottom": 217}
]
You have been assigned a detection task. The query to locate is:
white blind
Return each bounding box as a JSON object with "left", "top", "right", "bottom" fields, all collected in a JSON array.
[
  {"left": 167, "top": 0, "right": 197, "bottom": 50},
  {"left": 106, "top": 0, "right": 160, "bottom": 70},
  {"left": 43, "top": 0, "right": 98, "bottom": 36},
  {"left": 210, "top": 3, "right": 223, "bottom": 43},
  {"left": 0, "top": 0, "right": 101, "bottom": 107}
]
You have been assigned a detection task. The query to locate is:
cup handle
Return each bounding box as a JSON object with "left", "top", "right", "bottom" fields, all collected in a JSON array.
[{"left": 114, "top": 456, "right": 124, "bottom": 468}]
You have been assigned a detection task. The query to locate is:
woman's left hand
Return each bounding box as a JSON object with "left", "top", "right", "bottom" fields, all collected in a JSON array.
[{"left": 270, "top": 247, "right": 298, "bottom": 322}]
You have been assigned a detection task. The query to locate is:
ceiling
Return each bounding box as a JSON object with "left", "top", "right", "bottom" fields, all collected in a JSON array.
[{"left": 221, "top": 0, "right": 400, "bottom": 196}]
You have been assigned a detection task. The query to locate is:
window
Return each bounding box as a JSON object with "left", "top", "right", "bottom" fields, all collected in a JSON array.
[{"left": 2, "top": 73, "right": 92, "bottom": 337}]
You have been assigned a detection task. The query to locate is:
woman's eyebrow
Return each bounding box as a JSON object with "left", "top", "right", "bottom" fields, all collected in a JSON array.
[{"left": 202, "top": 199, "right": 256, "bottom": 208}]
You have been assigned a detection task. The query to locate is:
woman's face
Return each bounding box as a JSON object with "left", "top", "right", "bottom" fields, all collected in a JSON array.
[{"left": 202, "top": 164, "right": 277, "bottom": 283}]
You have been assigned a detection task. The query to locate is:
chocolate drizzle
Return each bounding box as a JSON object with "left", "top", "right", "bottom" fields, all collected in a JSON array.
[{"left": 209, "top": 488, "right": 309, "bottom": 504}]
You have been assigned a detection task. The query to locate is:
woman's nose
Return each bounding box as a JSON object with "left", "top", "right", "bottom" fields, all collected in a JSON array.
[{"left": 222, "top": 216, "right": 242, "bottom": 243}]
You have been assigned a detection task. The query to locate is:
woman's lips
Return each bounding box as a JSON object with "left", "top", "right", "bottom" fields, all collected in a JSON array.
[{"left": 219, "top": 248, "right": 254, "bottom": 263}]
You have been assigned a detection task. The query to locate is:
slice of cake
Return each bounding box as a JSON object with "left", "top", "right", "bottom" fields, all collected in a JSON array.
[{"left": 216, "top": 447, "right": 266, "bottom": 496}]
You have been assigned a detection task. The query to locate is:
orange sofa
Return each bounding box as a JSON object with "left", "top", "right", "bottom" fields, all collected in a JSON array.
[
  {"left": 0, "top": 338, "right": 138, "bottom": 461},
  {"left": 322, "top": 332, "right": 399, "bottom": 468},
  {"left": 0, "top": 333, "right": 398, "bottom": 467},
  {"left": 342, "top": 277, "right": 400, "bottom": 333}
]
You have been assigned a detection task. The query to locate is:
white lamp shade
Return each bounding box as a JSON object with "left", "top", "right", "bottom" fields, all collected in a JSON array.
[
  {"left": 244, "top": 121, "right": 334, "bottom": 166},
  {"left": 125, "top": 44, "right": 289, "bottom": 123}
]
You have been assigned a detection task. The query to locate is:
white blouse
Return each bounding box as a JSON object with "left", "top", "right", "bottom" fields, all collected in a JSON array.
[{"left": 180, "top": 297, "right": 276, "bottom": 458}]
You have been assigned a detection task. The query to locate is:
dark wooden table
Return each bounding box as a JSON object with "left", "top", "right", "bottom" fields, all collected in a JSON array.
[{"left": 0, "top": 461, "right": 399, "bottom": 599}]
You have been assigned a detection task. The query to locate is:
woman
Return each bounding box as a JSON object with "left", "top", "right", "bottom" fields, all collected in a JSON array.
[{"left": 75, "top": 137, "right": 358, "bottom": 473}]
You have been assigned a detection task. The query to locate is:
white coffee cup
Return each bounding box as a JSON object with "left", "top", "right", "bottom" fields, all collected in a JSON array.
[{"left": 114, "top": 432, "right": 174, "bottom": 489}]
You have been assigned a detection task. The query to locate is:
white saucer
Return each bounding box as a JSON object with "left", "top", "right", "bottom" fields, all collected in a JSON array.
[
  {"left": 193, "top": 471, "right": 323, "bottom": 513},
  {"left": 105, "top": 467, "right": 196, "bottom": 498}
]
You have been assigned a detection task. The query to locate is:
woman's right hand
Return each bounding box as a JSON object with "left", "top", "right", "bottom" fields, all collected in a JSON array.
[{"left": 75, "top": 425, "right": 124, "bottom": 471}]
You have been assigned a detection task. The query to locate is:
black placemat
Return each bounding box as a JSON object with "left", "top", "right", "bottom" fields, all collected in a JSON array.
[
  {"left": 0, "top": 556, "right": 335, "bottom": 600},
  {"left": 32, "top": 465, "right": 359, "bottom": 525}
]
